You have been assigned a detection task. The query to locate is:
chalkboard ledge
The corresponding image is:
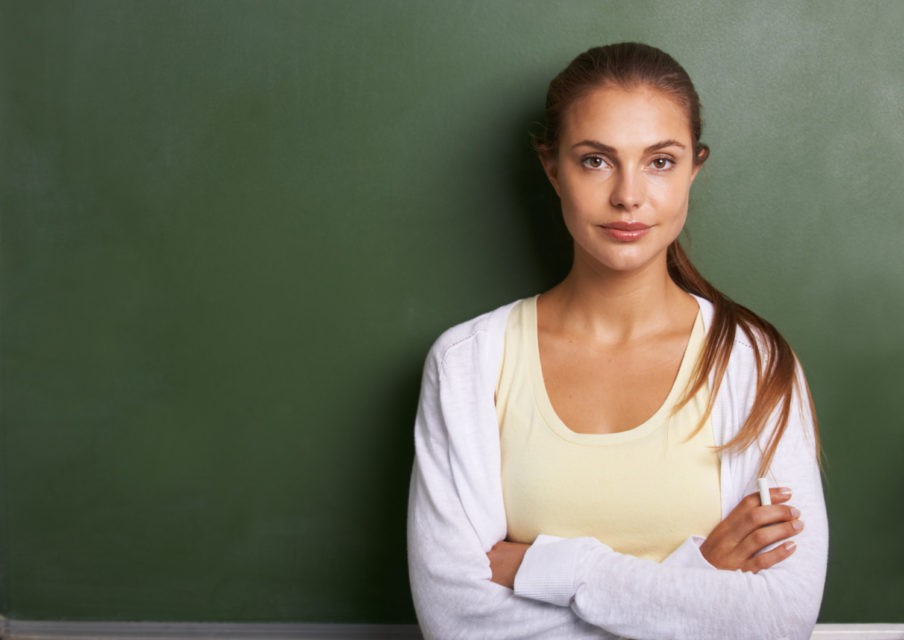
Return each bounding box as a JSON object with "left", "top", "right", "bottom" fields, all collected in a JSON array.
[
  {"left": 1, "top": 620, "right": 902, "bottom": 639},
  {"left": 813, "top": 625, "right": 904, "bottom": 639},
  {"left": 0, "top": 620, "right": 422, "bottom": 639}
]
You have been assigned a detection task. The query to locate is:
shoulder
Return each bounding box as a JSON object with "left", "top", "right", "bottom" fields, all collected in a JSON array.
[
  {"left": 699, "top": 295, "right": 814, "bottom": 437},
  {"left": 424, "top": 299, "right": 520, "bottom": 373},
  {"left": 696, "top": 295, "right": 799, "bottom": 428},
  {"left": 694, "top": 294, "right": 780, "bottom": 379}
]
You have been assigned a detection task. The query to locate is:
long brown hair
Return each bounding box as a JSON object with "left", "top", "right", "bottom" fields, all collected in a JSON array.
[{"left": 534, "top": 43, "right": 818, "bottom": 475}]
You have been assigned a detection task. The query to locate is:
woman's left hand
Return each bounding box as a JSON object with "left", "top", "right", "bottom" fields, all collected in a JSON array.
[
  {"left": 699, "top": 487, "right": 802, "bottom": 572},
  {"left": 488, "top": 540, "right": 530, "bottom": 589}
]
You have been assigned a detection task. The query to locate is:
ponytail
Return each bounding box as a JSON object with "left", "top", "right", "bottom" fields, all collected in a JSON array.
[{"left": 668, "top": 241, "right": 819, "bottom": 476}]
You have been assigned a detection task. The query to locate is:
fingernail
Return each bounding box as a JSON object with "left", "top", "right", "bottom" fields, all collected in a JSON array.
[
  {"left": 785, "top": 541, "right": 797, "bottom": 551},
  {"left": 790, "top": 507, "right": 801, "bottom": 518},
  {"left": 777, "top": 487, "right": 792, "bottom": 496},
  {"left": 792, "top": 520, "right": 805, "bottom": 531}
]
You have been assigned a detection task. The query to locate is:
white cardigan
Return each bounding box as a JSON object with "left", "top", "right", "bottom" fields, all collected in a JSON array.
[{"left": 407, "top": 298, "right": 828, "bottom": 640}]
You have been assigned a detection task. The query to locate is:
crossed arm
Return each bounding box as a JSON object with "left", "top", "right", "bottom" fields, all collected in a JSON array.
[
  {"left": 489, "top": 487, "right": 804, "bottom": 588},
  {"left": 408, "top": 333, "right": 827, "bottom": 640}
]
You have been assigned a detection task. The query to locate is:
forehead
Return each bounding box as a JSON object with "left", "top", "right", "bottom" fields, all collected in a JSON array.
[{"left": 561, "top": 85, "right": 693, "bottom": 147}]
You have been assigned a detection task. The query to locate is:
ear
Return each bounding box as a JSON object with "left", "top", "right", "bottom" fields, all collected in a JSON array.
[
  {"left": 539, "top": 149, "right": 561, "bottom": 196},
  {"left": 690, "top": 145, "right": 709, "bottom": 183},
  {"left": 690, "top": 162, "right": 702, "bottom": 184}
]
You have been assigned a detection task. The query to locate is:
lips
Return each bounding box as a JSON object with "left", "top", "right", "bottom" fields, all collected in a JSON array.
[{"left": 599, "top": 221, "right": 651, "bottom": 242}]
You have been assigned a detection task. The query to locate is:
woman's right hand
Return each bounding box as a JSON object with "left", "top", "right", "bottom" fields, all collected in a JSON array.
[{"left": 699, "top": 487, "right": 804, "bottom": 573}]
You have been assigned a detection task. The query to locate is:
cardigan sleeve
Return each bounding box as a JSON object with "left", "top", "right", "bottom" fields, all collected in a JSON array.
[
  {"left": 407, "top": 337, "right": 612, "bottom": 640},
  {"left": 513, "top": 364, "right": 828, "bottom": 640}
]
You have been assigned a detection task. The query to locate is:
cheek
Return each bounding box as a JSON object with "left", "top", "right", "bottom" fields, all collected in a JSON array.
[
  {"left": 557, "top": 173, "right": 597, "bottom": 212},
  {"left": 554, "top": 181, "right": 581, "bottom": 219},
  {"left": 556, "top": 198, "right": 590, "bottom": 245},
  {"left": 650, "top": 179, "right": 692, "bottom": 215},
  {"left": 558, "top": 201, "right": 580, "bottom": 237}
]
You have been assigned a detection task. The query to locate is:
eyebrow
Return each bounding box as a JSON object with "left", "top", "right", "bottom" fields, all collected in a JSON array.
[{"left": 570, "top": 139, "right": 687, "bottom": 154}]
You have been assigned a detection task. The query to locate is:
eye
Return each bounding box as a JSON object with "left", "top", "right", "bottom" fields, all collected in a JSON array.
[
  {"left": 650, "top": 156, "right": 675, "bottom": 171},
  {"left": 581, "top": 155, "right": 609, "bottom": 170}
]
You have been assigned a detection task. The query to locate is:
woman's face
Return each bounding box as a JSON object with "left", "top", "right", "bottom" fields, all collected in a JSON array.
[{"left": 542, "top": 84, "right": 701, "bottom": 277}]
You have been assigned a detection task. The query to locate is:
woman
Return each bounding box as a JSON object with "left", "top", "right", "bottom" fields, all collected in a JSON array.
[{"left": 407, "top": 43, "right": 827, "bottom": 640}]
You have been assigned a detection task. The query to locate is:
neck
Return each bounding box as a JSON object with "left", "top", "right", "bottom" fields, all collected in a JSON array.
[{"left": 541, "top": 252, "right": 694, "bottom": 343}]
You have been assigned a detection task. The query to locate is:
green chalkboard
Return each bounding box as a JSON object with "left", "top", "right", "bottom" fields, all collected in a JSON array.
[{"left": 1, "top": 0, "right": 902, "bottom": 625}]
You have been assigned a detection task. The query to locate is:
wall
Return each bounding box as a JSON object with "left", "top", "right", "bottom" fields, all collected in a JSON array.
[{"left": 1, "top": 0, "right": 902, "bottom": 624}]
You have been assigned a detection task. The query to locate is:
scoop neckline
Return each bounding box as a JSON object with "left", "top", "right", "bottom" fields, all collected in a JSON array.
[{"left": 525, "top": 295, "right": 703, "bottom": 445}]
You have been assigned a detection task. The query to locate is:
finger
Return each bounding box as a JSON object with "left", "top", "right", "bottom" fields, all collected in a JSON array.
[
  {"left": 735, "top": 489, "right": 783, "bottom": 515},
  {"left": 739, "top": 518, "right": 805, "bottom": 559},
  {"left": 769, "top": 487, "right": 793, "bottom": 504},
  {"left": 744, "top": 539, "right": 797, "bottom": 573},
  {"left": 740, "top": 486, "right": 793, "bottom": 509},
  {"left": 742, "top": 503, "right": 801, "bottom": 533}
]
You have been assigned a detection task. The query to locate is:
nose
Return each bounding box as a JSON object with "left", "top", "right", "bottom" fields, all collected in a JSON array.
[{"left": 609, "top": 169, "right": 645, "bottom": 210}]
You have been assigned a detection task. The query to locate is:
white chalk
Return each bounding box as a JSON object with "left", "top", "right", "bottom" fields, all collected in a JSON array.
[{"left": 758, "top": 477, "right": 772, "bottom": 505}]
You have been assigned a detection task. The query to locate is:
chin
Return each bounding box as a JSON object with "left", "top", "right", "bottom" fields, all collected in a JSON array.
[{"left": 580, "top": 248, "right": 663, "bottom": 276}]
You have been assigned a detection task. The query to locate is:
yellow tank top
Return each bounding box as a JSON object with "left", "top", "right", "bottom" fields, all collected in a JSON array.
[{"left": 496, "top": 297, "right": 721, "bottom": 562}]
